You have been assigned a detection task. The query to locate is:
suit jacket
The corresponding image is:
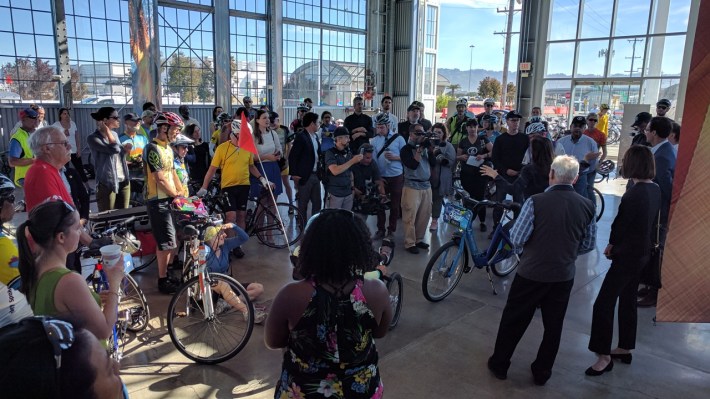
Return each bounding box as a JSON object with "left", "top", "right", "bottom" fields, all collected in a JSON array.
[
  {"left": 653, "top": 141, "right": 675, "bottom": 226},
  {"left": 288, "top": 130, "right": 321, "bottom": 186}
]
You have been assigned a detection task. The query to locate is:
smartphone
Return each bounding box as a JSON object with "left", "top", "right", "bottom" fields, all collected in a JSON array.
[{"left": 360, "top": 148, "right": 365, "bottom": 155}]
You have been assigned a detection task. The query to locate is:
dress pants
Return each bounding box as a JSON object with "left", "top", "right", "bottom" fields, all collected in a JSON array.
[
  {"left": 296, "top": 174, "right": 322, "bottom": 219},
  {"left": 490, "top": 274, "right": 574, "bottom": 375},
  {"left": 589, "top": 257, "right": 645, "bottom": 354},
  {"left": 326, "top": 193, "right": 354, "bottom": 211},
  {"left": 377, "top": 174, "right": 403, "bottom": 233},
  {"left": 401, "top": 186, "right": 432, "bottom": 248}
]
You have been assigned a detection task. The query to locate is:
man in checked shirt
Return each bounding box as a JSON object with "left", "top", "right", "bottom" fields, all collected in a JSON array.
[{"left": 487, "top": 155, "right": 596, "bottom": 386}]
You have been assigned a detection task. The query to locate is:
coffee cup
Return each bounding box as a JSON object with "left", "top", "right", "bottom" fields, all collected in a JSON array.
[{"left": 100, "top": 245, "right": 123, "bottom": 266}]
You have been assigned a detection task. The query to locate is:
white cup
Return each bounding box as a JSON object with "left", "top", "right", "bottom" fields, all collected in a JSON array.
[{"left": 100, "top": 244, "right": 123, "bottom": 266}]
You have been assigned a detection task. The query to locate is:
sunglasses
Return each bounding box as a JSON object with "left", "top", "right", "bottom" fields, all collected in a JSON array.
[
  {"left": 657, "top": 105, "right": 668, "bottom": 110},
  {"left": 485, "top": 104, "right": 493, "bottom": 107},
  {"left": 1, "top": 194, "right": 15, "bottom": 204},
  {"left": 587, "top": 118, "right": 598, "bottom": 122}
]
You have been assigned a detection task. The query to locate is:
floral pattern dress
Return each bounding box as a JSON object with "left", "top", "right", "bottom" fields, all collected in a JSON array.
[{"left": 275, "top": 278, "right": 383, "bottom": 399}]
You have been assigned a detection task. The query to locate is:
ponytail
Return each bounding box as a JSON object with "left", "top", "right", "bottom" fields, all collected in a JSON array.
[{"left": 16, "top": 222, "right": 36, "bottom": 296}]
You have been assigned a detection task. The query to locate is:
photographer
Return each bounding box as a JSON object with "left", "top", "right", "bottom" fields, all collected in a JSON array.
[
  {"left": 371, "top": 113, "right": 406, "bottom": 240},
  {"left": 400, "top": 124, "right": 435, "bottom": 254},
  {"left": 325, "top": 127, "right": 363, "bottom": 210},
  {"left": 429, "top": 123, "right": 456, "bottom": 231},
  {"left": 352, "top": 144, "right": 386, "bottom": 220}
]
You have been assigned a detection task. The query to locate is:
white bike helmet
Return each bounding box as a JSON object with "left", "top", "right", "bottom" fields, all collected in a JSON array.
[
  {"left": 0, "top": 174, "right": 14, "bottom": 198},
  {"left": 525, "top": 122, "right": 548, "bottom": 135},
  {"left": 456, "top": 98, "right": 468, "bottom": 107},
  {"left": 170, "top": 134, "right": 195, "bottom": 148}
]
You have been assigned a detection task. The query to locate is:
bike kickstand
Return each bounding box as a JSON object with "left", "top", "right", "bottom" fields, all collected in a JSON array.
[{"left": 485, "top": 266, "right": 498, "bottom": 295}]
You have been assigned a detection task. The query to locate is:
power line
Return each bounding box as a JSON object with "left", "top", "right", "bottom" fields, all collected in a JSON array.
[{"left": 495, "top": 0, "right": 521, "bottom": 108}]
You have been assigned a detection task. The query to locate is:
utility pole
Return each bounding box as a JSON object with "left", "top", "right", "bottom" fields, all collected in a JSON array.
[
  {"left": 468, "top": 45, "right": 475, "bottom": 95},
  {"left": 624, "top": 38, "right": 643, "bottom": 100},
  {"left": 495, "top": 0, "right": 520, "bottom": 109}
]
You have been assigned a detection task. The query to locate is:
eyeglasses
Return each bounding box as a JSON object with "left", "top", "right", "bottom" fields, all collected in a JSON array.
[
  {"left": 1, "top": 194, "right": 15, "bottom": 204},
  {"left": 47, "top": 141, "right": 71, "bottom": 147},
  {"left": 587, "top": 118, "right": 598, "bottom": 122},
  {"left": 414, "top": 130, "right": 426, "bottom": 135}
]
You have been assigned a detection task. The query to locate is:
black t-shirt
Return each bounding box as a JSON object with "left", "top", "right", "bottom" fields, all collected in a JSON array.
[
  {"left": 351, "top": 162, "right": 381, "bottom": 194},
  {"left": 458, "top": 134, "right": 490, "bottom": 174},
  {"left": 491, "top": 132, "right": 529, "bottom": 174}
]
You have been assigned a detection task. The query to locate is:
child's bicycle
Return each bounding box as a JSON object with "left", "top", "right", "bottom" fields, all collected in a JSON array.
[
  {"left": 422, "top": 189, "right": 521, "bottom": 302},
  {"left": 166, "top": 197, "right": 256, "bottom": 364}
]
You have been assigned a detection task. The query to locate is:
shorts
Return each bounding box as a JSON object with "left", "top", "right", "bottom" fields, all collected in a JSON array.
[
  {"left": 146, "top": 198, "right": 177, "bottom": 250},
  {"left": 281, "top": 166, "right": 290, "bottom": 176},
  {"left": 222, "top": 185, "right": 250, "bottom": 212}
]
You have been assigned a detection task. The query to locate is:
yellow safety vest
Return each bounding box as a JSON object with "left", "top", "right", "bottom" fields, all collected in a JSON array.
[{"left": 9, "top": 128, "right": 33, "bottom": 187}]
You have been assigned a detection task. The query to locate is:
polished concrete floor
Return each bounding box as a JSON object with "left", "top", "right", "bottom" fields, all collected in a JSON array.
[{"left": 111, "top": 174, "right": 709, "bottom": 399}]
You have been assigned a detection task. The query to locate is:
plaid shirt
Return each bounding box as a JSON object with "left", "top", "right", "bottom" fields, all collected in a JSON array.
[{"left": 510, "top": 184, "right": 597, "bottom": 254}]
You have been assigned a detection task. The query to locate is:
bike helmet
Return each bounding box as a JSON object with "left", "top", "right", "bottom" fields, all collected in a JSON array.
[
  {"left": 528, "top": 115, "right": 543, "bottom": 124},
  {"left": 297, "top": 103, "right": 309, "bottom": 112},
  {"left": 483, "top": 98, "right": 496, "bottom": 106},
  {"left": 170, "top": 134, "right": 195, "bottom": 148},
  {"left": 525, "top": 122, "right": 548, "bottom": 135},
  {"left": 597, "top": 159, "right": 615, "bottom": 175},
  {"left": 216, "top": 112, "right": 232, "bottom": 124},
  {"left": 0, "top": 174, "right": 14, "bottom": 198},
  {"left": 113, "top": 230, "right": 141, "bottom": 254},
  {"left": 482, "top": 114, "right": 499, "bottom": 125},
  {"left": 231, "top": 119, "right": 242, "bottom": 134},
  {"left": 154, "top": 111, "right": 184, "bottom": 128},
  {"left": 374, "top": 113, "right": 390, "bottom": 126},
  {"left": 456, "top": 97, "right": 468, "bottom": 107}
]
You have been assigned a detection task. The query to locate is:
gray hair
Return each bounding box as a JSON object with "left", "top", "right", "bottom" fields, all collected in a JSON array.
[
  {"left": 29, "top": 126, "right": 62, "bottom": 155},
  {"left": 550, "top": 155, "right": 579, "bottom": 184}
]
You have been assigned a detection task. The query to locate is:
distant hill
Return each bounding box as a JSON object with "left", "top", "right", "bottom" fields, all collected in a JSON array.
[{"left": 438, "top": 68, "right": 518, "bottom": 94}]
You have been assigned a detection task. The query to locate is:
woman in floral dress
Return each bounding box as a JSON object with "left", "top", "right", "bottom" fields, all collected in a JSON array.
[{"left": 265, "top": 209, "right": 392, "bottom": 398}]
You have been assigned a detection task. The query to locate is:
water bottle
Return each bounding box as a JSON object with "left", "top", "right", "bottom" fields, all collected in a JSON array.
[{"left": 92, "top": 263, "right": 109, "bottom": 293}]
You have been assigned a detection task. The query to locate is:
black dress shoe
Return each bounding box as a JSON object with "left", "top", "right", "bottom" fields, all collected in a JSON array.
[
  {"left": 585, "top": 360, "right": 614, "bottom": 376},
  {"left": 406, "top": 246, "right": 420, "bottom": 254},
  {"left": 637, "top": 294, "right": 657, "bottom": 307},
  {"left": 531, "top": 363, "right": 551, "bottom": 386},
  {"left": 610, "top": 353, "right": 632, "bottom": 364},
  {"left": 487, "top": 357, "right": 507, "bottom": 380},
  {"left": 637, "top": 286, "right": 650, "bottom": 297},
  {"left": 415, "top": 241, "right": 429, "bottom": 249}
]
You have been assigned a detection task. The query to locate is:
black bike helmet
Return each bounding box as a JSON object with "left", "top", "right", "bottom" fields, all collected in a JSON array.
[{"left": 597, "top": 159, "right": 615, "bottom": 175}]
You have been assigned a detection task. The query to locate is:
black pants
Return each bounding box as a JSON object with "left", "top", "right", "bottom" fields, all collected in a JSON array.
[
  {"left": 589, "top": 258, "right": 644, "bottom": 354},
  {"left": 493, "top": 174, "right": 516, "bottom": 224},
  {"left": 490, "top": 274, "right": 574, "bottom": 375},
  {"left": 460, "top": 170, "right": 487, "bottom": 223},
  {"left": 70, "top": 153, "right": 89, "bottom": 183}
]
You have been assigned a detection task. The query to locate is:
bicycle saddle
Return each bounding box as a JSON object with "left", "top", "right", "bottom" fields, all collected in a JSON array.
[{"left": 182, "top": 225, "right": 199, "bottom": 238}]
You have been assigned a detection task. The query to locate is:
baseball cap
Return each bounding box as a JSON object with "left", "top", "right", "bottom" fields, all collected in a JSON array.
[
  {"left": 407, "top": 104, "right": 421, "bottom": 112},
  {"left": 631, "top": 112, "right": 652, "bottom": 127},
  {"left": 506, "top": 110, "right": 522, "bottom": 119},
  {"left": 656, "top": 99, "right": 671, "bottom": 108},
  {"left": 141, "top": 109, "right": 156, "bottom": 119},
  {"left": 243, "top": 96, "right": 252, "bottom": 102},
  {"left": 19, "top": 108, "right": 38, "bottom": 119},
  {"left": 333, "top": 126, "right": 350, "bottom": 138},
  {"left": 123, "top": 113, "right": 140, "bottom": 122},
  {"left": 571, "top": 116, "right": 587, "bottom": 125}
]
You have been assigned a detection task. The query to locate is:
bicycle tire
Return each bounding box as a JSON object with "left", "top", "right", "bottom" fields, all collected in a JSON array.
[
  {"left": 254, "top": 202, "right": 304, "bottom": 249},
  {"left": 594, "top": 173, "right": 605, "bottom": 184},
  {"left": 490, "top": 248, "right": 520, "bottom": 277},
  {"left": 594, "top": 188, "right": 605, "bottom": 222},
  {"left": 422, "top": 241, "right": 468, "bottom": 302},
  {"left": 167, "top": 273, "right": 254, "bottom": 364},
  {"left": 385, "top": 272, "right": 403, "bottom": 329},
  {"left": 119, "top": 274, "right": 150, "bottom": 332}
]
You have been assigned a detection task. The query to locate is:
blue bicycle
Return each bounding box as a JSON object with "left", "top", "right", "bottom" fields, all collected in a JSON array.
[{"left": 422, "top": 189, "right": 521, "bottom": 301}]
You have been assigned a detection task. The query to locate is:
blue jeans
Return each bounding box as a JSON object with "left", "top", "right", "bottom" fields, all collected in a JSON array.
[{"left": 573, "top": 172, "right": 594, "bottom": 203}]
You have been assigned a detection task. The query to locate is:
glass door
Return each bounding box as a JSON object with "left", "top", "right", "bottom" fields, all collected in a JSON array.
[{"left": 571, "top": 80, "right": 641, "bottom": 120}]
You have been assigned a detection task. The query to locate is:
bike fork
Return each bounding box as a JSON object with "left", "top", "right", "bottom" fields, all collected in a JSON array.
[
  {"left": 484, "top": 266, "right": 498, "bottom": 295},
  {"left": 199, "top": 273, "right": 215, "bottom": 318}
]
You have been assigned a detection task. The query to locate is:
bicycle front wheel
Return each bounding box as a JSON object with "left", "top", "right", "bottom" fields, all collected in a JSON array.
[
  {"left": 594, "top": 188, "right": 605, "bottom": 222},
  {"left": 385, "top": 272, "right": 403, "bottom": 329},
  {"left": 422, "top": 241, "right": 468, "bottom": 302},
  {"left": 119, "top": 274, "right": 150, "bottom": 332},
  {"left": 167, "top": 273, "right": 254, "bottom": 364},
  {"left": 254, "top": 202, "right": 304, "bottom": 248}
]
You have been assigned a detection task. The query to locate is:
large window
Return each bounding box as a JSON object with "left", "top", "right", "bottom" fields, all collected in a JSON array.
[
  {"left": 230, "top": 16, "right": 268, "bottom": 104},
  {"left": 424, "top": 53, "right": 435, "bottom": 96},
  {"left": 159, "top": 5, "right": 215, "bottom": 104},
  {"left": 543, "top": 0, "right": 692, "bottom": 120},
  {"left": 65, "top": 0, "right": 131, "bottom": 104},
  {"left": 230, "top": 0, "right": 267, "bottom": 14},
  {"left": 425, "top": 5, "right": 437, "bottom": 50},
  {"left": 0, "top": 0, "right": 59, "bottom": 102},
  {"left": 284, "top": 0, "right": 366, "bottom": 29}
]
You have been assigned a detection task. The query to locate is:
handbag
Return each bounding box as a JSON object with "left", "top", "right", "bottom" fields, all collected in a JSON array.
[
  {"left": 271, "top": 130, "right": 288, "bottom": 171},
  {"left": 640, "top": 209, "right": 663, "bottom": 289}
]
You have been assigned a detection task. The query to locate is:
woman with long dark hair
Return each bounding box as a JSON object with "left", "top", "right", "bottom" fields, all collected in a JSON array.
[
  {"left": 265, "top": 209, "right": 391, "bottom": 398},
  {"left": 16, "top": 200, "right": 124, "bottom": 341},
  {"left": 249, "top": 109, "right": 283, "bottom": 199},
  {"left": 481, "top": 135, "right": 553, "bottom": 202},
  {"left": 87, "top": 107, "right": 130, "bottom": 211},
  {"left": 585, "top": 145, "right": 661, "bottom": 376},
  {"left": 210, "top": 105, "right": 224, "bottom": 134}
]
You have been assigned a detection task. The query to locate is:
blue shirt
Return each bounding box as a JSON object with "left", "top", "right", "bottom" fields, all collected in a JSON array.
[
  {"left": 204, "top": 225, "right": 249, "bottom": 274},
  {"left": 8, "top": 139, "right": 23, "bottom": 159},
  {"left": 557, "top": 134, "right": 599, "bottom": 174},
  {"left": 371, "top": 132, "right": 406, "bottom": 177},
  {"left": 480, "top": 130, "right": 501, "bottom": 144},
  {"left": 510, "top": 184, "right": 597, "bottom": 254}
]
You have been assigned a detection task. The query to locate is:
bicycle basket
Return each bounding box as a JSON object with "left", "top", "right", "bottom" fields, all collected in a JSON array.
[{"left": 443, "top": 202, "right": 473, "bottom": 230}]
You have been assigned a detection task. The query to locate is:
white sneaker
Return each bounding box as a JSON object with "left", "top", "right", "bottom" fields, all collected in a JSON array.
[{"left": 214, "top": 298, "right": 231, "bottom": 314}]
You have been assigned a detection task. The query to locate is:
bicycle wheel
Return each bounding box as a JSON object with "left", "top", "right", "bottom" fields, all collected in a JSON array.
[
  {"left": 119, "top": 274, "right": 150, "bottom": 332},
  {"left": 167, "top": 273, "right": 254, "bottom": 364},
  {"left": 593, "top": 188, "right": 605, "bottom": 222},
  {"left": 254, "top": 202, "right": 304, "bottom": 249},
  {"left": 490, "top": 248, "right": 520, "bottom": 277},
  {"left": 422, "top": 241, "right": 468, "bottom": 302},
  {"left": 384, "top": 272, "right": 403, "bottom": 329}
]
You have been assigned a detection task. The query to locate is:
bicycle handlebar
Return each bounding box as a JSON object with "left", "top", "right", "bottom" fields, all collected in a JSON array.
[
  {"left": 454, "top": 188, "right": 520, "bottom": 213},
  {"left": 94, "top": 216, "right": 136, "bottom": 237}
]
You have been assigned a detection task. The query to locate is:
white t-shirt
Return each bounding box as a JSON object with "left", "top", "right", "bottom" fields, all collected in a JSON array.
[
  {"left": 52, "top": 121, "right": 79, "bottom": 154},
  {"left": 255, "top": 129, "right": 283, "bottom": 161}
]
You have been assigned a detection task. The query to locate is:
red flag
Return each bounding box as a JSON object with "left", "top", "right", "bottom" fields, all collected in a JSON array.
[{"left": 238, "top": 111, "right": 258, "bottom": 155}]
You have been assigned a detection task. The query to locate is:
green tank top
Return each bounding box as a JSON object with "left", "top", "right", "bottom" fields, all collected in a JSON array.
[{"left": 29, "top": 268, "right": 101, "bottom": 316}]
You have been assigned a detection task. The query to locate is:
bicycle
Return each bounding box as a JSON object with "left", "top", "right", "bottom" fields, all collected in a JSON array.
[
  {"left": 88, "top": 208, "right": 157, "bottom": 274},
  {"left": 592, "top": 187, "right": 605, "bottom": 222},
  {"left": 422, "top": 189, "right": 521, "bottom": 302},
  {"left": 166, "top": 200, "right": 255, "bottom": 364}
]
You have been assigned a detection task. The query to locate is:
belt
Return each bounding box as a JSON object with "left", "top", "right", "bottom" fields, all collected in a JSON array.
[{"left": 408, "top": 179, "right": 429, "bottom": 183}]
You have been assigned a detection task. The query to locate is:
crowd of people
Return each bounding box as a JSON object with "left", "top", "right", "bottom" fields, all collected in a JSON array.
[{"left": 0, "top": 94, "right": 681, "bottom": 397}]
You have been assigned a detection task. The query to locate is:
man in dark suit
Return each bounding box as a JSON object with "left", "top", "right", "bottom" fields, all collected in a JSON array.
[
  {"left": 488, "top": 155, "right": 596, "bottom": 386},
  {"left": 288, "top": 112, "right": 322, "bottom": 219},
  {"left": 637, "top": 116, "right": 676, "bottom": 307}
]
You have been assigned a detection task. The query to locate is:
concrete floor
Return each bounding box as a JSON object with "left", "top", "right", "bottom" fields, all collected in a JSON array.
[
  {"left": 8, "top": 145, "right": 709, "bottom": 398},
  {"left": 113, "top": 173, "right": 709, "bottom": 399}
]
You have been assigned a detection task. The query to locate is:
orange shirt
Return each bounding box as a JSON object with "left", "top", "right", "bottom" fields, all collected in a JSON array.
[{"left": 584, "top": 128, "right": 607, "bottom": 147}]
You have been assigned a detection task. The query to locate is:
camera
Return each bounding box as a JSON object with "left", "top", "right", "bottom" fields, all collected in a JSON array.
[{"left": 436, "top": 153, "right": 449, "bottom": 166}]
